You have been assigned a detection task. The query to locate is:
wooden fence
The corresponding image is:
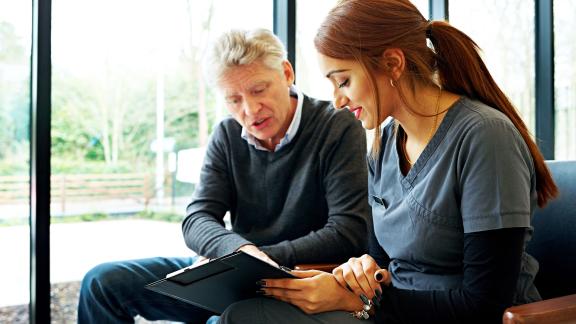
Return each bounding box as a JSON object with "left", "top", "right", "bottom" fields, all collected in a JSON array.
[{"left": 0, "top": 173, "right": 153, "bottom": 212}]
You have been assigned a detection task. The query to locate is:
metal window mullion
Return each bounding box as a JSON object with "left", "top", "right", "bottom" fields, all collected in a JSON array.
[
  {"left": 535, "top": 0, "right": 555, "bottom": 159},
  {"left": 273, "top": 0, "right": 296, "bottom": 73},
  {"left": 429, "top": 0, "right": 449, "bottom": 21},
  {"left": 30, "top": 0, "right": 52, "bottom": 322}
]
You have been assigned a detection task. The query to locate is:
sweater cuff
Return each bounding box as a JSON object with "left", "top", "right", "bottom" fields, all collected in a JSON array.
[
  {"left": 216, "top": 234, "right": 253, "bottom": 257},
  {"left": 259, "top": 240, "right": 296, "bottom": 267}
]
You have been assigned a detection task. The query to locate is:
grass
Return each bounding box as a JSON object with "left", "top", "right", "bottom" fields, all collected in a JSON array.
[{"left": 0, "top": 211, "right": 184, "bottom": 227}]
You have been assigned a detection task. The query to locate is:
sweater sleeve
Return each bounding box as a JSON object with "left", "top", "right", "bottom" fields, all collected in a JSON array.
[
  {"left": 181, "top": 123, "right": 253, "bottom": 258},
  {"left": 374, "top": 227, "right": 526, "bottom": 324},
  {"left": 260, "top": 112, "right": 371, "bottom": 266}
]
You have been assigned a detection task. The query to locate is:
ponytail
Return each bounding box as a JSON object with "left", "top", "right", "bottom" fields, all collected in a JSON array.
[
  {"left": 315, "top": 0, "right": 557, "bottom": 207},
  {"left": 429, "top": 21, "right": 557, "bottom": 207}
]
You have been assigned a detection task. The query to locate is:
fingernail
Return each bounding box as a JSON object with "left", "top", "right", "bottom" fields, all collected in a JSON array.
[
  {"left": 279, "top": 265, "right": 292, "bottom": 272},
  {"left": 256, "top": 280, "right": 266, "bottom": 287},
  {"left": 372, "top": 296, "right": 380, "bottom": 307},
  {"left": 375, "top": 289, "right": 382, "bottom": 298},
  {"left": 359, "top": 294, "right": 370, "bottom": 305}
]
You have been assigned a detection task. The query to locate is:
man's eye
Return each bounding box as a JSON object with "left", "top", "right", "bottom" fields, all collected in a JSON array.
[
  {"left": 338, "top": 79, "right": 349, "bottom": 88},
  {"left": 227, "top": 98, "right": 240, "bottom": 104},
  {"left": 253, "top": 87, "right": 266, "bottom": 94}
]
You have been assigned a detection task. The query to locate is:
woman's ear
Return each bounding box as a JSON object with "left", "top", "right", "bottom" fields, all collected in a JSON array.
[{"left": 381, "top": 48, "right": 405, "bottom": 80}]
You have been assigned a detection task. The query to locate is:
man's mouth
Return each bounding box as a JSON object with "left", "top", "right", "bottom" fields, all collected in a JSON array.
[
  {"left": 252, "top": 117, "right": 270, "bottom": 129},
  {"left": 349, "top": 107, "right": 362, "bottom": 120}
]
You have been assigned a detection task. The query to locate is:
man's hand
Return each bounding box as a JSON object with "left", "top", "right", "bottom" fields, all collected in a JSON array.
[
  {"left": 237, "top": 244, "right": 279, "bottom": 268},
  {"left": 190, "top": 256, "right": 210, "bottom": 268},
  {"left": 258, "top": 270, "right": 364, "bottom": 314}
]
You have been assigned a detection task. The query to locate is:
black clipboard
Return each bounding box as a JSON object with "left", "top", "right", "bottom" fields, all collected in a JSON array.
[{"left": 145, "top": 251, "right": 295, "bottom": 314}]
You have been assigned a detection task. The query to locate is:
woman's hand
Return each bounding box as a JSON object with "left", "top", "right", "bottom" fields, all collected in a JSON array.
[
  {"left": 332, "top": 254, "right": 391, "bottom": 300},
  {"left": 259, "top": 270, "right": 364, "bottom": 314}
]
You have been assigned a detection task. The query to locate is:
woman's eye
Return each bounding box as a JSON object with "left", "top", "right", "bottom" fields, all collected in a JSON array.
[{"left": 338, "top": 79, "right": 349, "bottom": 88}]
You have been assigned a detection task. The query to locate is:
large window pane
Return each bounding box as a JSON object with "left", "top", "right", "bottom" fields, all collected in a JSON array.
[
  {"left": 0, "top": 0, "right": 32, "bottom": 323},
  {"left": 50, "top": 1, "right": 272, "bottom": 322},
  {"left": 554, "top": 0, "right": 576, "bottom": 160},
  {"left": 0, "top": 0, "right": 31, "bottom": 322},
  {"left": 296, "top": 0, "right": 429, "bottom": 100},
  {"left": 450, "top": 0, "right": 536, "bottom": 134}
]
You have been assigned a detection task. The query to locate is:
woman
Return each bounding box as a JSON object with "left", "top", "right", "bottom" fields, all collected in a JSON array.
[{"left": 219, "top": 0, "right": 558, "bottom": 323}]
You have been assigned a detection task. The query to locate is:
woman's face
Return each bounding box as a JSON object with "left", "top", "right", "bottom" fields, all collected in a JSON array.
[{"left": 317, "top": 53, "right": 398, "bottom": 130}]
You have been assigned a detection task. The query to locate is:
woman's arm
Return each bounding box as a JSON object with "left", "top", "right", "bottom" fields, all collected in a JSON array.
[{"left": 375, "top": 227, "right": 526, "bottom": 324}]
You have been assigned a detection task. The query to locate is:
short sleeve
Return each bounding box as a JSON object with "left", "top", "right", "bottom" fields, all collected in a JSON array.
[{"left": 458, "top": 118, "right": 534, "bottom": 233}]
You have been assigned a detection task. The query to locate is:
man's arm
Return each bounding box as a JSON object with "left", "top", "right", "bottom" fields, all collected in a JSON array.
[
  {"left": 260, "top": 113, "right": 370, "bottom": 266},
  {"left": 181, "top": 123, "right": 253, "bottom": 258}
]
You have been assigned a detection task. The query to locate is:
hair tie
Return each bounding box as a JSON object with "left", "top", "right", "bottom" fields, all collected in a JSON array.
[{"left": 425, "top": 21, "right": 433, "bottom": 39}]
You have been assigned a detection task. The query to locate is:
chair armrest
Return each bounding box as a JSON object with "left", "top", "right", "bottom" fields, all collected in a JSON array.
[
  {"left": 502, "top": 294, "right": 576, "bottom": 324},
  {"left": 293, "top": 263, "right": 339, "bottom": 272}
]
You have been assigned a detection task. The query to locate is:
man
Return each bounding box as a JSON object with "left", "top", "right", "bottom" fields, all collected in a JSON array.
[{"left": 77, "top": 28, "right": 369, "bottom": 324}]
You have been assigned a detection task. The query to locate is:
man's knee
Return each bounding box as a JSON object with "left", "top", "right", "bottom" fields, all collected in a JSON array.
[{"left": 81, "top": 261, "right": 129, "bottom": 297}]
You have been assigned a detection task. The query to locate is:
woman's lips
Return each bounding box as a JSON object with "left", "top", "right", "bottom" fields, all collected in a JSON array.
[{"left": 350, "top": 107, "right": 362, "bottom": 120}]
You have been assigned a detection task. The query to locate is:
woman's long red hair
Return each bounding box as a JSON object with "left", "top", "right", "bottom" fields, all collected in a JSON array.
[{"left": 314, "top": 0, "right": 557, "bottom": 207}]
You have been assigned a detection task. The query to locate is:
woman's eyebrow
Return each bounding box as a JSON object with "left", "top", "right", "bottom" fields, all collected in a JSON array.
[{"left": 326, "top": 69, "right": 349, "bottom": 78}]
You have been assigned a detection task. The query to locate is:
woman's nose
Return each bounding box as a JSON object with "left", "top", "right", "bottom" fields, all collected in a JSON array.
[{"left": 333, "top": 94, "right": 349, "bottom": 110}]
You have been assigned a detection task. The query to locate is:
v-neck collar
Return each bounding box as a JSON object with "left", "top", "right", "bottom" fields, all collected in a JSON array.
[{"left": 395, "top": 97, "right": 464, "bottom": 190}]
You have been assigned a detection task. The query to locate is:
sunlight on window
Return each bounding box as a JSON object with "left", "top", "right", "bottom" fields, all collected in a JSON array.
[
  {"left": 450, "top": 0, "right": 536, "bottom": 135},
  {"left": 554, "top": 0, "right": 576, "bottom": 160}
]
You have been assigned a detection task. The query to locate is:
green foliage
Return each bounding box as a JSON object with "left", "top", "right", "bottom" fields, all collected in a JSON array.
[
  {"left": 0, "top": 22, "right": 25, "bottom": 63},
  {"left": 136, "top": 210, "right": 184, "bottom": 223},
  {"left": 0, "top": 21, "right": 29, "bottom": 161},
  {"left": 0, "top": 211, "right": 185, "bottom": 227},
  {"left": 51, "top": 159, "right": 137, "bottom": 174}
]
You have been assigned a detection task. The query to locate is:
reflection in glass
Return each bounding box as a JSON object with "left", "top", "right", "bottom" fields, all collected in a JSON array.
[
  {"left": 450, "top": 0, "right": 536, "bottom": 134},
  {"left": 50, "top": 0, "right": 272, "bottom": 322},
  {"left": 554, "top": 0, "right": 576, "bottom": 160},
  {"left": 0, "top": 0, "right": 31, "bottom": 321}
]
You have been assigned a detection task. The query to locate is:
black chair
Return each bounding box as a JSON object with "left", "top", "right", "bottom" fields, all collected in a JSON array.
[{"left": 504, "top": 160, "right": 576, "bottom": 323}]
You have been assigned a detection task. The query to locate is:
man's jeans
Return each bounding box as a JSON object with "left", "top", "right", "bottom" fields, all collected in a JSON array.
[{"left": 77, "top": 256, "right": 217, "bottom": 324}]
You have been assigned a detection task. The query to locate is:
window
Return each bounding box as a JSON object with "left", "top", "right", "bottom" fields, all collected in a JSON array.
[
  {"left": 0, "top": 0, "right": 31, "bottom": 320},
  {"left": 50, "top": 0, "right": 272, "bottom": 322},
  {"left": 554, "top": 0, "right": 576, "bottom": 160},
  {"left": 450, "top": 0, "right": 536, "bottom": 134}
]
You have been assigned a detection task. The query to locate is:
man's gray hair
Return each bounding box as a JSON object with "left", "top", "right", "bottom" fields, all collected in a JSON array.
[{"left": 204, "top": 28, "right": 287, "bottom": 85}]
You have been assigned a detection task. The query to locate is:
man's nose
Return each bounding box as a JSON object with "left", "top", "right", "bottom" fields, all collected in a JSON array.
[{"left": 243, "top": 98, "right": 261, "bottom": 116}]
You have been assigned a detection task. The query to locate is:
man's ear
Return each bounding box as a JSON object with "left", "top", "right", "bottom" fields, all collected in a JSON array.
[
  {"left": 282, "top": 60, "right": 295, "bottom": 85},
  {"left": 381, "top": 48, "right": 405, "bottom": 80}
]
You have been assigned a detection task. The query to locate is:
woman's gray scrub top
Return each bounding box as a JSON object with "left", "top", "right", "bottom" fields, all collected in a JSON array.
[{"left": 368, "top": 97, "right": 540, "bottom": 304}]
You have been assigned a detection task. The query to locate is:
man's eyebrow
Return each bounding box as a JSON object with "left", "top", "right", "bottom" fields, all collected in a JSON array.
[{"left": 325, "top": 69, "right": 349, "bottom": 78}]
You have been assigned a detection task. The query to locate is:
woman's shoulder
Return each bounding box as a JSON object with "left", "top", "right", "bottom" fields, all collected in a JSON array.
[{"left": 455, "top": 97, "right": 516, "bottom": 129}]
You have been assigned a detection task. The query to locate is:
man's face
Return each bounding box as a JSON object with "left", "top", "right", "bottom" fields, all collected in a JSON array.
[{"left": 218, "top": 60, "right": 295, "bottom": 149}]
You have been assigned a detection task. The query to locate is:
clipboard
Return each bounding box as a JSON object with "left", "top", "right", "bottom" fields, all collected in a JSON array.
[{"left": 145, "top": 251, "right": 295, "bottom": 314}]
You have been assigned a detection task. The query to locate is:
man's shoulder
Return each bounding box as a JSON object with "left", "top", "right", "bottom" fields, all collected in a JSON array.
[
  {"left": 302, "top": 94, "right": 360, "bottom": 128},
  {"left": 212, "top": 117, "right": 241, "bottom": 137}
]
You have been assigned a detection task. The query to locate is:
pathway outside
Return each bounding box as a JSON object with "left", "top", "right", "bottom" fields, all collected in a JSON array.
[{"left": 0, "top": 219, "right": 195, "bottom": 323}]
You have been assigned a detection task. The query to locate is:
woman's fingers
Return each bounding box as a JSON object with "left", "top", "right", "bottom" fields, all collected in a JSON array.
[
  {"left": 374, "top": 268, "right": 391, "bottom": 285},
  {"left": 349, "top": 257, "right": 375, "bottom": 298},
  {"left": 332, "top": 254, "right": 381, "bottom": 299}
]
